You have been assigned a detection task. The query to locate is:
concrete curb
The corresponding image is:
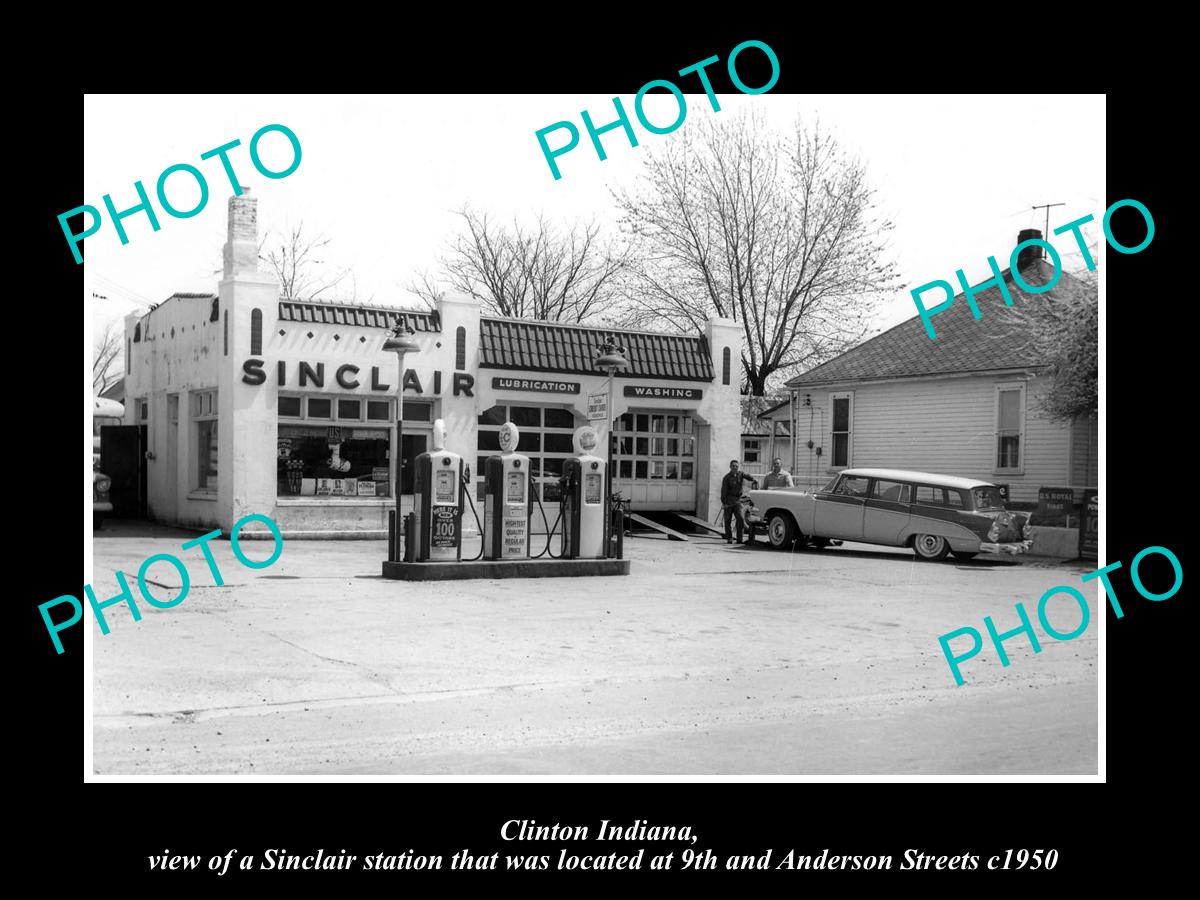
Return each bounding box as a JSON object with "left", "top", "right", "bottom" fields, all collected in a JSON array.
[{"left": 382, "top": 559, "right": 631, "bottom": 581}]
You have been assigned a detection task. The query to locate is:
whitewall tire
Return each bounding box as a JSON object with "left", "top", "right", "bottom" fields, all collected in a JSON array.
[
  {"left": 912, "top": 534, "right": 950, "bottom": 561},
  {"left": 767, "top": 513, "right": 797, "bottom": 549}
]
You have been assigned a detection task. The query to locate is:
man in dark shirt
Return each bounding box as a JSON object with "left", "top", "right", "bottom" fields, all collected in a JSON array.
[{"left": 720, "top": 459, "right": 758, "bottom": 544}]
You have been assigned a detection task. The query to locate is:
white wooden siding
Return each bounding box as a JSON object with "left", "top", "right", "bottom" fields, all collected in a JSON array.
[
  {"left": 789, "top": 375, "right": 1076, "bottom": 504},
  {"left": 1071, "top": 414, "right": 1099, "bottom": 487}
]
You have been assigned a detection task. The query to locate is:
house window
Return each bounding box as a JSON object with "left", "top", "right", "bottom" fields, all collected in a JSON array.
[
  {"left": 831, "top": 392, "right": 853, "bottom": 468},
  {"left": 743, "top": 439, "right": 761, "bottom": 464},
  {"left": 455, "top": 326, "right": 467, "bottom": 370},
  {"left": 722, "top": 347, "right": 731, "bottom": 385},
  {"left": 995, "top": 383, "right": 1026, "bottom": 473},
  {"left": 191, "top": 389, "right": 218, "bottom": 491}
]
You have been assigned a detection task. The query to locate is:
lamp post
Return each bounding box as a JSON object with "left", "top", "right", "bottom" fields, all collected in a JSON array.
[
  {"left": 594, "top": 335, "right": 628, "bottom": 556},
  {"left": 384, "top": 321, "right": 421, "bottom": 561}
]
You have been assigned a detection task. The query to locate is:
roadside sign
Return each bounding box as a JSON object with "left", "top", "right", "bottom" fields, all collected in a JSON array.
[
  {"left": 588, "top": 392, "right": 607, "bottom": 421},
  {"left": 1079, "top": 491, "right": 1098, "bottom": 560}
]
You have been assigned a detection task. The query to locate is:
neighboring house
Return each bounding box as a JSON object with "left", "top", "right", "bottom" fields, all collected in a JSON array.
[
  {"left": 763, "top": 234, "right": 1098, "bottom": 504},
  {"left": 740, "top": 395, "right": 792, "bottom": 477},
  {"left": 99, "top": 377, "right": 125, "bottom": 405}
]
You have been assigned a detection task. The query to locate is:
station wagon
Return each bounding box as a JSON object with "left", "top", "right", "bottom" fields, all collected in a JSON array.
[{"left": 746, "top": 467, "right": 1033, "bottom": 561}]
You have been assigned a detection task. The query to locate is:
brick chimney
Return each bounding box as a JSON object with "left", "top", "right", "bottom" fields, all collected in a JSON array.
[
  {"left": 1016, "top": 228, "right": 1043, "bottom": 271},
  {"left": 222, "top": 189, "right": 258, "bottom": 278}
]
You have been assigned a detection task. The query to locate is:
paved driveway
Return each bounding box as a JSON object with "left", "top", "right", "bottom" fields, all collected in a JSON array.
[{"left": 90, "top": 527, "right": 1098, "bottom": 775}]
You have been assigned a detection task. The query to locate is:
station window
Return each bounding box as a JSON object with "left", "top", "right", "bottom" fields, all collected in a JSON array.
[
  {"left": 191, "top": 389, "right": 218, "bottom": 492},
  {"left": 613, "top": 411, "right": 695, "bottom": 482},
  {"left": 275, "top": 394, "right": 429, "bottom": 499},
  {"left": 475, "top": 404, "right": 576, "bottom": 501}
]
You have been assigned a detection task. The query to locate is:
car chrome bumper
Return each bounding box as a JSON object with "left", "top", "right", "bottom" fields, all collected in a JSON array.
[
  {"left": 980, "top": 539, "right": 1033, "bottom": 555},
  {"left": 93, "top": 501, "right": 113, "bottom": 513}
]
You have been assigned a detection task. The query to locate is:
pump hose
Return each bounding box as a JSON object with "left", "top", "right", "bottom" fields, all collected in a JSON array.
[
  {"left": 532, "top": 488, "right": 565, "bottom": 559},
  {"left": 460, "top": 478, "right": 485, "bottom": 562}
]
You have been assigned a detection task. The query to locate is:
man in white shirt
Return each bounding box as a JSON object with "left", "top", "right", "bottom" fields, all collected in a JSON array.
[{"left": 762, "top": 458, "right": 794, "bottom": 489}]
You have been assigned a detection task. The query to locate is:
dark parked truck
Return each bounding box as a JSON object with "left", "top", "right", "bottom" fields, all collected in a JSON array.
[
  {"left": 746, "top": 467, "right": 1033, "bottom": 561},
  {"left": 92, "top": 397, "right": 124, "bottom": 530}
]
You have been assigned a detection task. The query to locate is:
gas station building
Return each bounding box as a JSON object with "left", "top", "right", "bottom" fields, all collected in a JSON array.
[{"left": 119, "top": 192, "right": 743, "bottom": 537}]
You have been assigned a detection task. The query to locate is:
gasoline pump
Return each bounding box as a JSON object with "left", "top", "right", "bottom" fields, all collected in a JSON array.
[
  {"left": 483, "top": 421, "right": 532, "bottom": 560},
  {"left": 412, "top": 419, "right": 464, "bottom": 562},
  {"left": 560, "top": 425, "right": 607, "bottom": 559}
]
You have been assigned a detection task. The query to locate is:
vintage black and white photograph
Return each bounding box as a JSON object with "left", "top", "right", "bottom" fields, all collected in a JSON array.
[{"left": 83, "top": 91, "right": 1104, "bottom": 776}]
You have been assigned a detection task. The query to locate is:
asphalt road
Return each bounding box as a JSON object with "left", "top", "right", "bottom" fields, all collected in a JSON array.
[{"left": 90, "top": 523, "right": 1098, "bottom": 775}]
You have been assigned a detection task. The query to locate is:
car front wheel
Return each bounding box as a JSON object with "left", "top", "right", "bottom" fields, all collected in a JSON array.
[
  {"left": 93, "top": 512, "right": 105, "bottom": 531},
  {"left": 912, "top": 534, "right": 950, "bottom": 561},
  {"left": 767, "top": 513, "right": 797, "bottom": 549}
]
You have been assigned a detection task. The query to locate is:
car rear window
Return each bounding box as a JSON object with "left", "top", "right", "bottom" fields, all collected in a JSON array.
[{"left": 914, "top": 485, "right": 968, "bottom": 507}]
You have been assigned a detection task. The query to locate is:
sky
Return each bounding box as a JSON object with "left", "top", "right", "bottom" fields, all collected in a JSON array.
[{"left": 84, "top": 93, "right": 1105, "bottom": 355}]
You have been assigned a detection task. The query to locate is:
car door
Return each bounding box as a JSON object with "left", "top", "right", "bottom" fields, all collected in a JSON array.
[
  {"left": 812, "top": 474, "right": 868, "bottom": 540},
  {"left": 863, "top": 478, "right": 913, "bottom": 545}
]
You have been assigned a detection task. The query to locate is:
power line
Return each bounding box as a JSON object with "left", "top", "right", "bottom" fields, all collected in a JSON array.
[{"left": 90, "top": 274, "right": 155, "bottom": 309}]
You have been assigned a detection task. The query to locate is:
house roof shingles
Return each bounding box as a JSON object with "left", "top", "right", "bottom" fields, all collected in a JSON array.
[{"left": 787, "top": 259, "right": 1079, "bottom": 388}]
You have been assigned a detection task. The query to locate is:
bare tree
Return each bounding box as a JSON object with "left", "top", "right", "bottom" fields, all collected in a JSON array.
[
  {"left": 613, "top": 111, "right": 901, "bottom": 395},
  {"left": 93, "top": 320, "right": 122, "bottom": 394},
  {"left": 408, "top": 208, "right": 628, "bottom": 323},
  {"left": 1013, "top": 264, "right": 1098, "bottom": 422},
  {"left": 259, "top": 222, "right": 358, "bottom": 302}
]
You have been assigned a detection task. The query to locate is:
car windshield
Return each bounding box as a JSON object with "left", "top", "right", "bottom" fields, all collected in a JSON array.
[{"left": 972, "top": 486, "right": 1006, "bottom": 510}]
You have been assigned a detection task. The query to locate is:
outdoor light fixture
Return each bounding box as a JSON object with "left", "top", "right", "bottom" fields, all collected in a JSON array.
[
  {"left": 384, "top": 320, "right": 421, "bottom": 561},
  {"left": 384, "top": 325, "right": 422, "bottom": 355},
  {"left": 594, "top": 335, "right": 628, "bottom": 556}
]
